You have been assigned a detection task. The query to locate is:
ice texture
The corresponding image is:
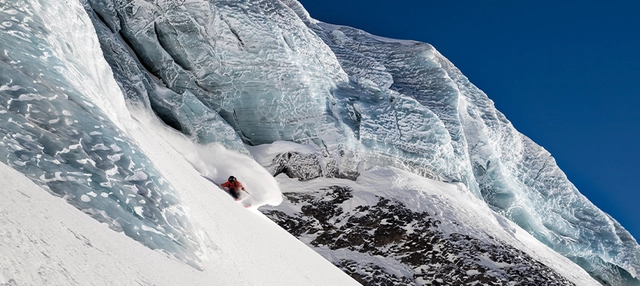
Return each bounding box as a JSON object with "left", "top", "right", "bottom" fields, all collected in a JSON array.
[
  {"left": 1, "top": 0, "right": 638, "bottom": 284},
  {"left": 85, "top": 0, "right": 362, "bottom": 176},
  {"left": 311, "top": 23, "right": 640, "bottom": 285},
  {"left": 0, "top": 0, "right": 201, "bottom": 267},
  {"left": 82, "top": 0, "right": 638, "bottom": 284}
]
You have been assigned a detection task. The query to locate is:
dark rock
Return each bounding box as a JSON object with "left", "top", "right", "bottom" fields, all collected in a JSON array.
[{"left": 261, "top": 184, "right": 577, "bottom": 286}]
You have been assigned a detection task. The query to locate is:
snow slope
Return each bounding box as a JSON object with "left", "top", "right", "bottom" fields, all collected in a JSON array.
[
  {"left": 258, "top": 142, "right": 600, "bottom": 285},
  {"left": 0, "top": 0, "right": 357, "bottom": 283},
  {"left": 0, "top": 111, "right": 359, "bottom": 285}
]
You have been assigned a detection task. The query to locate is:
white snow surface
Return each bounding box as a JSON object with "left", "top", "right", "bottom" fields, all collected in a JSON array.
[
  {"left": 129, "top": 108, "right": 283, "bottom": 208},
  {"left": 0, "top": 115, "right": 357, "bottom": 285}
]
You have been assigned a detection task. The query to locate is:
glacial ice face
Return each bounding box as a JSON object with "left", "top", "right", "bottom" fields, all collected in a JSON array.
[
  {"left": 84, "top": 0, "right": 365, "bottom": 177},
  {"left": 310, "top": 23, "right": 640, "bottom": 285},
  {"left": 84, "top": 0, "right": 467, "bottom": 182},
  {"left": 0, "top": 0, "right": 201, "bottom": 267},
  {"left": 8, "top": 0, "right": 636, "bottom": 284},
  {"left": 318, "top": 26, "right": 473, "bottom": 187},
  {"left": 82, "top": 0, "right": 639, "bottom": 283},
  {"left": 86, "top": 0, "right": 249, "bottom": 155}
]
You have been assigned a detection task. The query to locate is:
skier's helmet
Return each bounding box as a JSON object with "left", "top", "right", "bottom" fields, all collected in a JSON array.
[{"left": 229, "top": 176, "right": 236, "bottom": 182}]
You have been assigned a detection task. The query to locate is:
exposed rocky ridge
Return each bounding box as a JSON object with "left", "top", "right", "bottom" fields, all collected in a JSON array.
[{"left": 262, "top": 186, "right": 575, "bottom": 285}]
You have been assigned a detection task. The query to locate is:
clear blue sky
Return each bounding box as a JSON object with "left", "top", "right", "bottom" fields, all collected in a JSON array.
[{"left": 299, "top": 0, "right": 640, "bottom": 240}]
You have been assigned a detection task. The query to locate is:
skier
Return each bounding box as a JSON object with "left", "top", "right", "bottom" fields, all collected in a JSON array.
[{"left": 220, "top": 175, "right": 246, "bottom": 201}]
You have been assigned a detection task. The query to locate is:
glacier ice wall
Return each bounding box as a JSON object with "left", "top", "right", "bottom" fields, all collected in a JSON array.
[
  {"left": 2, "top": 0, "right": 638, "bottom": 284},
  {"left": 308, "top": 23, "right": 640, "bottom": 285},
  {"left": 85, "top": 0, "right": 364, "bottom": 178},
  {"left": 79, "top": 0, "right": 639, "bottom": 284},
  {"left": 0, "top": 0, "right": 201, "bottom": 267},
  {"left": 85, "top": 0, "right": 467, "bottom": 185}
]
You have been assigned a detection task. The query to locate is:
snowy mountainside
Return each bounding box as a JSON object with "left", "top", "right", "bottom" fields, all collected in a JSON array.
[
  {"left": 0, "top": 116, "right": 358, "bottom": 285},
  {"left": 0, "top": 0, "right": 357, "bottom": 285},
  {"left": 260, "top": 164, "right": 598, "bottom": 285},
  {"left": 304, "top": 17, "right": 640, "bottom": 286},
  {"left": 0, "top": 0, "right": 638, "bottom": 285}
]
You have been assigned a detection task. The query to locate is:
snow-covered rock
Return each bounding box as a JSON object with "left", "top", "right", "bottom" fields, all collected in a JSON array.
[{"left": 261, "top": 167, "right": 600, "bottom": 285}]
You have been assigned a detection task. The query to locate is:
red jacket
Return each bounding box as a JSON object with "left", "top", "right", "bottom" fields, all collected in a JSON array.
[{"left": 221, "top": 180, "right": 244, "bottom": 190}]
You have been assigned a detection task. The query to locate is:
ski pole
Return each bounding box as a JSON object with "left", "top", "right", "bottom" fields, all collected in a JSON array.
[{"left": 243, "top": 189, "right": 257, "bottom": 200}]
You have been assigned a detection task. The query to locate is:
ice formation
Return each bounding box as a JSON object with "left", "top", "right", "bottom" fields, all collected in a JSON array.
[
  {"left": 313, "top": 22, "right": 640, "bottom": 285},
  {"left": 0, "top": 0, "right": 638, "bottom": 284},
  {"left": 0, "top": 0, "right": 201, "bottom": 267}
]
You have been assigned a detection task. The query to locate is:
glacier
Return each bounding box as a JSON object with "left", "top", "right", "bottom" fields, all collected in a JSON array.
[
  {"left": 0, "top": 0, "right": 638, "bottom": 285},
  {"left": 308, "top": 22, "right": 640, "bottom": 285},
  {"left": 0, "top": 0, "right": 205, "bottom": 267}
]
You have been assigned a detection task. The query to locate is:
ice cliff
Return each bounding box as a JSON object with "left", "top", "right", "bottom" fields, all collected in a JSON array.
[
  {"left": 0, "top": 0, "right": 638, "bottom": 285},
  {"left": 0, "top": 0, "right": 202, "bottom": 267}
]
